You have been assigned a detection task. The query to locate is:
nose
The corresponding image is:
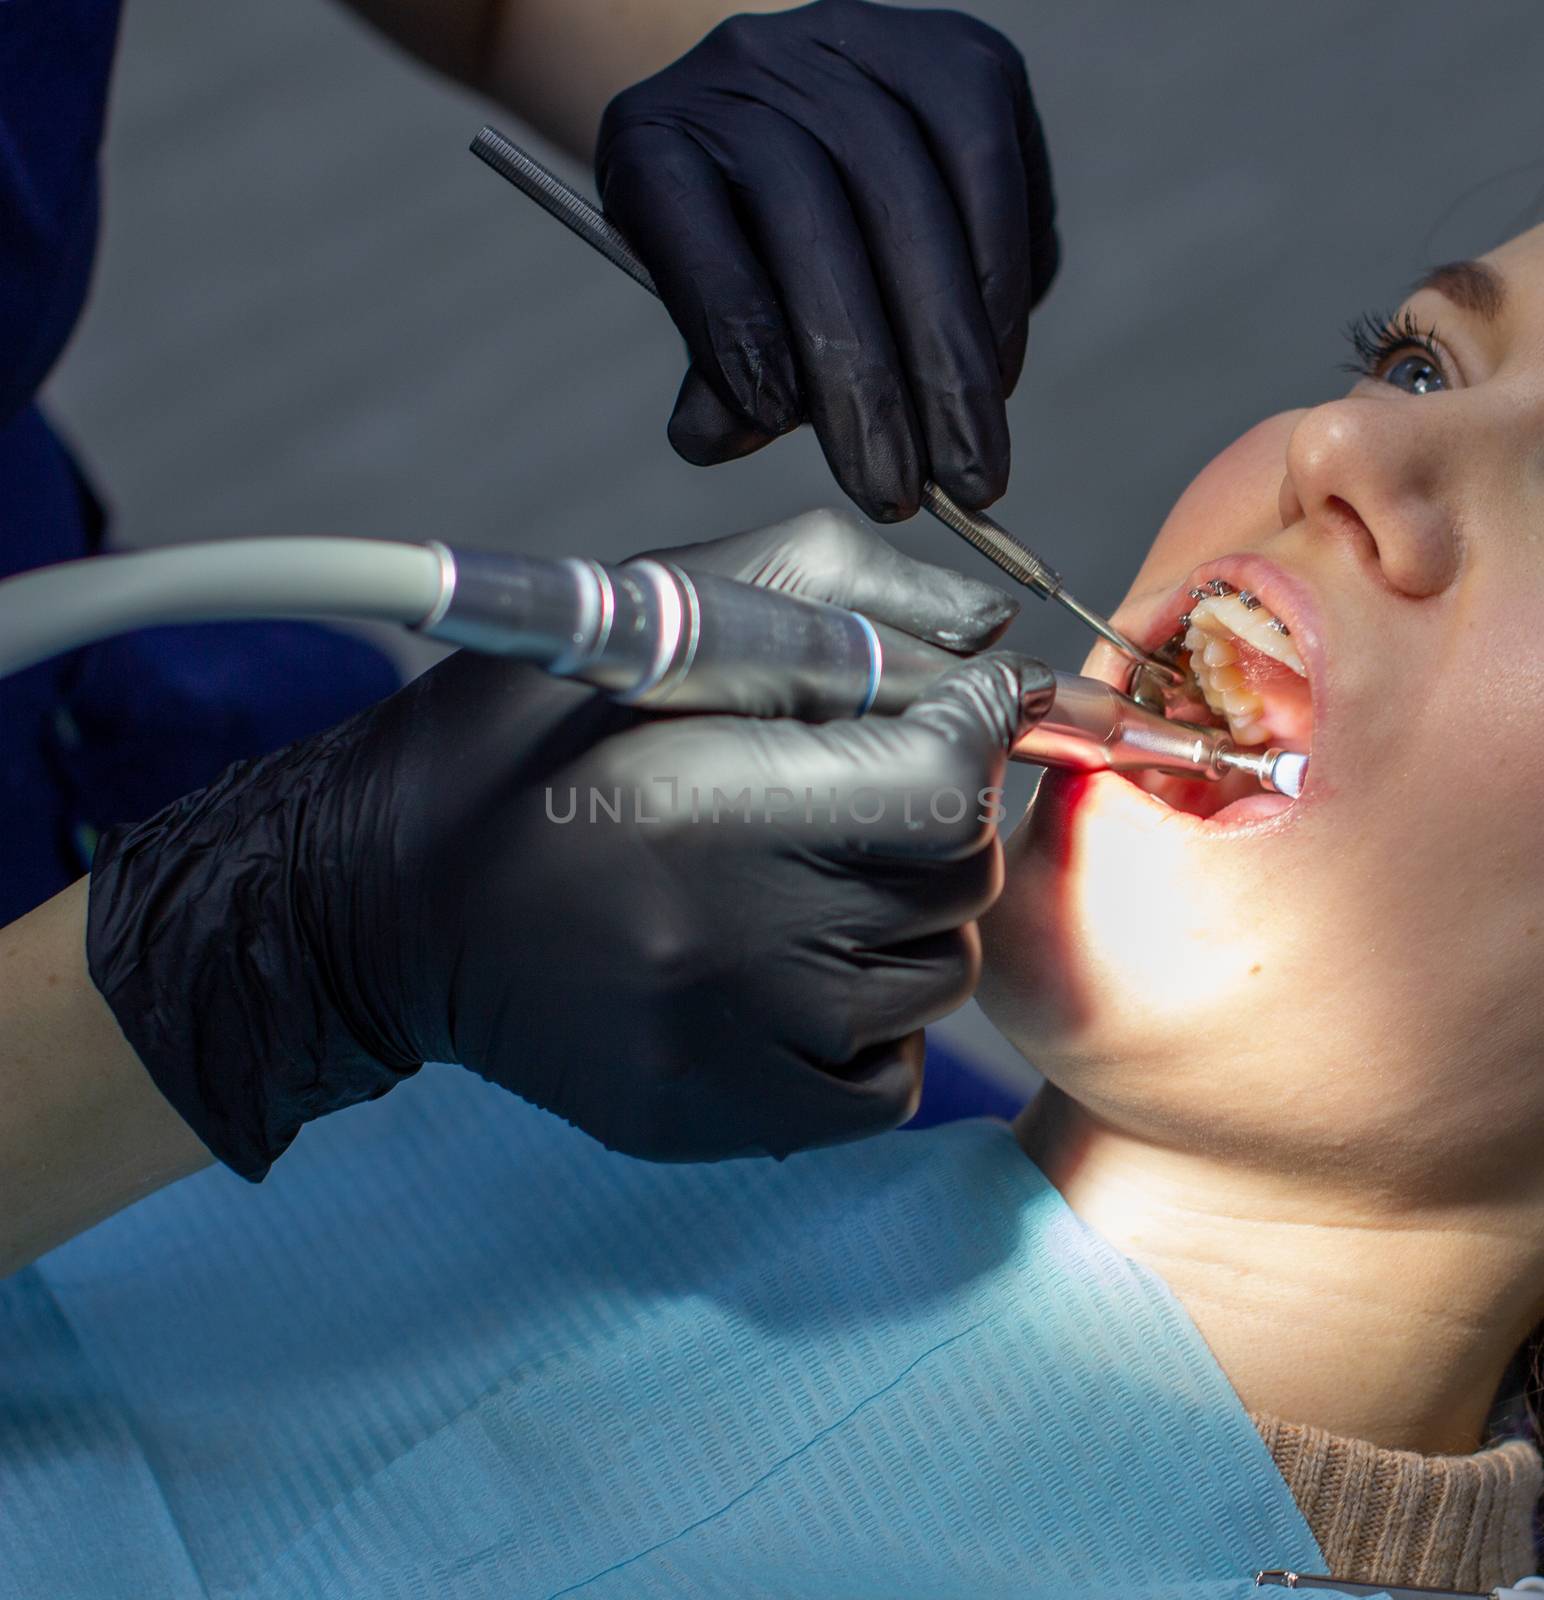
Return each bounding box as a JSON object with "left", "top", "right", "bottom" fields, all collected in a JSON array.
[{"left": 1278, "top": 398, "right": 1461, "bottom": 598}]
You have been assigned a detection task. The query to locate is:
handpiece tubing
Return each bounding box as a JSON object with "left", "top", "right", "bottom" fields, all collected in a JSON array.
[{"left": 0, "top": 538, "right": 444, "bottom": 679}]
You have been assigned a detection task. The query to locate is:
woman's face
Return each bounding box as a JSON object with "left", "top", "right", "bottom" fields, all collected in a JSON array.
[{"left": 980, "top": 223, "right": 1544, "bottom": 1197}]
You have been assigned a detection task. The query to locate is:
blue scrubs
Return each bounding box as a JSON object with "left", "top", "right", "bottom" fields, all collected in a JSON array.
[{"left": 0, "top": 0, "right": 397, "bottom": 928}]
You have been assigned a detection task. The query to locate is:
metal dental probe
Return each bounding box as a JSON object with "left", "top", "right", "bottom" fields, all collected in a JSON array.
[
  {"left": 1255, "top": 1568, "right": 1544, "bottom": 1598},
  {"left": 467, "top": 124, "right": 1180, "bottom": 687}
]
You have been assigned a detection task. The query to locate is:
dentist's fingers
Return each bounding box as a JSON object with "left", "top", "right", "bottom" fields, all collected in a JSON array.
[
  {"left": 802, "top": 83, "right": 1012, "bottom": 511},
  {"left": 830, "top": 651, "right": 1054, "bottom": 860},
  {"left": 830, "top": 841, "right": 1003, "bottom": 947},
  {"left": 882, "top": 19, "right": 1060, "bottom": 395},
  {"left": 604, "top": 1026, "right": 928, "bottom": 1162},
  {"left": 845, "top": 926, "right": 984, "bottom": 1041},
  {"left": 665, "top": 363, "right": 782, "bottom": 466},
  {"left": 773, "top": 928, "right": 982, "bottom": 1085},
  {"left": 770, "top": 1031, "right": 928, "bottom": 1151},
  {"left": 596, "top": 4, "right": 1061, "bottom": 519},
  {"left": 595, "top": 121, "right": 800, "bottom": 445},
  {"left": 646, "top": 507, "right": 1019, "bottom": 651},
  {"left": 591, "top": 652, "right": 1049, "bottom": 866}
]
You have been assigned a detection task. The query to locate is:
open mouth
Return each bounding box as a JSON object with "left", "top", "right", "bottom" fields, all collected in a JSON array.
[{"left": 1123, "top": 567, "right": 1315, "bottom": 825}]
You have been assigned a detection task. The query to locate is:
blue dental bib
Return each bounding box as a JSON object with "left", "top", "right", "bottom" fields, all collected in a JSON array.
[{"left": 1, "top": 1067, "right": 1324, "bottom": 1598}]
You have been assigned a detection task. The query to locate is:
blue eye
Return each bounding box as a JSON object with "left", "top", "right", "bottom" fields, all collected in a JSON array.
[
  {"left": 1343, "top": 309, "right": 1451, "bottom": 394},
  {"left": 1382, "top": 353, "right": 1446, "bottom": 394}
]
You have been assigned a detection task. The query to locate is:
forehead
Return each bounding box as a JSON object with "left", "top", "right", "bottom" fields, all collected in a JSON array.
[{"left": 1473, "top": 223, "right": 1544, "bottom": 307}]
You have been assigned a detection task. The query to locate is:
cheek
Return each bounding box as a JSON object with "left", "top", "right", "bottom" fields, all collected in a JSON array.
[
  {"left": 1124, "top": 414, "right": 1304, "bottom": 600},
  {"left": 1392, "top": 599, "right": 1544, "bottom": 1016},
  {"left": 979, "top": 777, "right": 1294, "bottom": 1069}
]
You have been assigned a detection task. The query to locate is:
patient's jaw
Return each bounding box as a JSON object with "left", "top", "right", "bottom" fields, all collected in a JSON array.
[{"left": 974, "top": 224, "right": 1544, "bottom": 1452}]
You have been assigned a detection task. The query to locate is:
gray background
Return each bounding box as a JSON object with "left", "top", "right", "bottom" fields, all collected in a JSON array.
[{"left": 44, "top": 0, "right": 1544, "bottom": 1085}]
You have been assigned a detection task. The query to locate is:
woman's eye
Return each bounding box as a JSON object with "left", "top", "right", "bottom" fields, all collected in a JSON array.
[
  {"left": 1343, "top": 310, "right": 1453, "bottom": 395},
  {"left": 1381, "top": 353, "right": 1447, "bottom": 394}
]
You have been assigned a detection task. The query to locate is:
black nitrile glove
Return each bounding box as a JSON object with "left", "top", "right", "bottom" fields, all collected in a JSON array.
[
  {"left": 87, "top": 510, "right": 1052, "bottom": 1176},
  {"left": 596, "top": 0, "right": 1059, "bottom": 522}
]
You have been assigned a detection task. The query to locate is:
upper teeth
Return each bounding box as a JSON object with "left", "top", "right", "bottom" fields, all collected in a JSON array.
[{"left": 1182, "top": 591, "right": 1305, "bottom": 746}]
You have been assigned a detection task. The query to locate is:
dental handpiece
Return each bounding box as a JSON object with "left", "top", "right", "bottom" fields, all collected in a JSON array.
[
  {"left": 443, "top": 553, "right": 1303, "bottom": 795},
  {"left": 1018, "top": 673, "right": 1308, "bottom": 799},
  {"left": 0, "top": 538, "right": 1305, "bottom": 797},
  {"left": 466, "top": 125, "right": 1179, "bottom": 688}
]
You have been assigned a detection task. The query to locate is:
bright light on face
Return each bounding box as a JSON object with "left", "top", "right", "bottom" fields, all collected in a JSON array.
[{"left": 1051, "top": 777, "right": 1277, "bottom": 1023}]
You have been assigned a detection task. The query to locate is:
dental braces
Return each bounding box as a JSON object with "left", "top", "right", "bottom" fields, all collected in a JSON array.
[
  {"left": 1092, "top": 570, "right": 1305, "bottom": 728},
  {"left": 1177, "top": 579, "right": 1291, "bottom": 640}
]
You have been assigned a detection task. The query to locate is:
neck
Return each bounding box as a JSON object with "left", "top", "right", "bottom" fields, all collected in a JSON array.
[{"left": 1015, "top": 1084, "right": 1544, "bottom": 1455}]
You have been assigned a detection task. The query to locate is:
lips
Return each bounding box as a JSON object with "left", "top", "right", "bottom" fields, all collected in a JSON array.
[{"left": 1135, "top": 557, "right": 1323, "bottom": 679}]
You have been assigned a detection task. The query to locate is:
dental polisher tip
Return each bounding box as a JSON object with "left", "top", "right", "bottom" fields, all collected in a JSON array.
[{"left": 1215, "top": 746, "right": 1309, "bottom": 799}]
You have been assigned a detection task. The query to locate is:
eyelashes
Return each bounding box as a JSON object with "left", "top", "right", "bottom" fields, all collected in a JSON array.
[{"left": 1341, "top": 307, "right": 1444, "bottom": 381}]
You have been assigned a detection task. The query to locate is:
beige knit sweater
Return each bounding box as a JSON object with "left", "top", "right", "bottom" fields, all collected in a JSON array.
[{"left": 1251, "top": 1412, "right": 1542, "bottom": 1592}]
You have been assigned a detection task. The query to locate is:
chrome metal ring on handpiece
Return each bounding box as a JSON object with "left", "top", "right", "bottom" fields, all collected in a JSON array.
[
  {"left": 641, "top": 561, "right": 703, "bottom": 706},
  {"left": 418, "top": 540, "right": 457, "bottom": 634},
  {"left": 612, "top": 559, "right": 690, "bottom": 704},
  {"left": 419, "top": 545, "right": 608, "bottom": 663},
  {"left": 545, "top": 558, "right": 611, "bottom": 677}
]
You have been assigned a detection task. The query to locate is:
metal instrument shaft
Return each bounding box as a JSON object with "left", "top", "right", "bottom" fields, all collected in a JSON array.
[
  {"left": 468, "top": 124, "right": 1176, "bottom": 683},
  {"left": 1255, "top": 1569, "right": 1523, "bottom": 1598}
]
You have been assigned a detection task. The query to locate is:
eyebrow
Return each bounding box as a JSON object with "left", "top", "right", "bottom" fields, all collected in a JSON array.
[{"left": 1409, "top": 258, "right": 1507, "bottom": 322}]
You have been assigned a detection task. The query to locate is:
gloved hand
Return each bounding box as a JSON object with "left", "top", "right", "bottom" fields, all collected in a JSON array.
[
  {"left": 596, "top": 0, "right": 1059, "bottom": 522},
  {"left": 87, "top": 510, "right": 1053, "bottom": 1174}
]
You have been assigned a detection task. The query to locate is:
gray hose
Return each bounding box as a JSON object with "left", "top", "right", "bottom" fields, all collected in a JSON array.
[{"left": 0, "top": 539, "right": 445, "bottom": 679}]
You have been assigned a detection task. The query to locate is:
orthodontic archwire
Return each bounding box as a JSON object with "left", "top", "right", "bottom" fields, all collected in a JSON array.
[
  {"left": 1139, "top": 572, "right": 1286, "bottom": 714},
  {"left": 1179, "top": 576, "right": 1292, "bottom": 636},
  {"left": 467, "top": 124, "right": 1182, "bottom": 691}
]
